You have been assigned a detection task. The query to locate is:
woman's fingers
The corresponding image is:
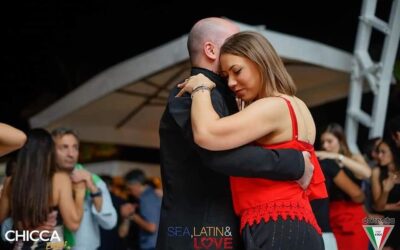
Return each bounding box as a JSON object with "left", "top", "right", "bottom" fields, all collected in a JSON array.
[{"left": 175, "top": 87, "right": 187, "bottom": 97}]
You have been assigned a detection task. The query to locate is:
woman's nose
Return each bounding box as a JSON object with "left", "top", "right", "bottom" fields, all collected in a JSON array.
[{"left": 228, "top": 78, "right": 236, "bottom": 89}]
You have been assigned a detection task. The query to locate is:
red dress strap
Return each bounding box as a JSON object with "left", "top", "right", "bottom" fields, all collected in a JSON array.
[{"left": 276, "top": 96, "right": 298, "bottom": 140}]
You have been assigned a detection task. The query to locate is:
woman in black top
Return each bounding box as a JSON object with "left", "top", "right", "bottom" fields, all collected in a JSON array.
[
  {"left": 316, "top": 123, "right": 371, "bottom": 250},
  {"left": 311, "top": 158, "right": 365, "bottom": 250},
  {"left": 0, "top": 129, "right": 86, "bottom": 249},
  {"left": 371, "top": 138, "right": 400, "bottom": 250}
]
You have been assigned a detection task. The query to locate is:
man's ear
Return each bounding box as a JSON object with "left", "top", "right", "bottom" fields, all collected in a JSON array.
[{"left": 203, "top": 42, "right": 217, "bottom": 60}]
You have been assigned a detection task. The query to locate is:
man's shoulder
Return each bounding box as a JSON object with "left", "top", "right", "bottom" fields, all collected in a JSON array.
[{"left": 165, "top": 87, "right": 191, "bottom": 111}]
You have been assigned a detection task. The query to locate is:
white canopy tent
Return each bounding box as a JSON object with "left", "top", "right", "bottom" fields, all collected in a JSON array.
[{"left": 29, "top": 20, "right": 353, "bottom": 148}]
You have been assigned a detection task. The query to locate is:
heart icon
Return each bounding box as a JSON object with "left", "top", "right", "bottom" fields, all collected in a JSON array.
[{"left": 201, "top": 237, "right": 214, "bottom": 249}]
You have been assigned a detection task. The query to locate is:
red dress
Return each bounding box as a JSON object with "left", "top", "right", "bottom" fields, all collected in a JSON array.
[{"left": 230, "top": 97, "right": 328, "bottom": 234}]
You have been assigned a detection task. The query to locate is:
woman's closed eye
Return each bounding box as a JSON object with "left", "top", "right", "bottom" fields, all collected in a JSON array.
[{"left": 233, "top": 68, "right": 242, "bottom": 75}]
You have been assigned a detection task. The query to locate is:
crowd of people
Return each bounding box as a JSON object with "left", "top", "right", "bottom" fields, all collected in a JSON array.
[
  {"left": 0, "top": 126, "right": 161, "bottom": 250},
  {"left": 0, "top": 16, "right": 399, "bottom": 250}
]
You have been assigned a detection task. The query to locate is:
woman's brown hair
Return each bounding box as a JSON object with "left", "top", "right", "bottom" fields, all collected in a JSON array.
[
  {"left": 323, "top": 123, "right": 352, "bottom": 157},
  {"left": 11, "top": 129, "right": 56, "bottom": 229},
  {"left": 221, "top": 31, "right": 296, "bottom": 99}
]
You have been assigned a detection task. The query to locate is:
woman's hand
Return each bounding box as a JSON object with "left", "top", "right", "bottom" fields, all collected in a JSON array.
[
  {"left": 120, "top": 203, "right": 137, "bottom": 219},
  {"left": 176, "top": 73, "right": 216, "bottom": 97}
]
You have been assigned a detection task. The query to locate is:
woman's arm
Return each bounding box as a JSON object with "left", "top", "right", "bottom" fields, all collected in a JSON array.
[
  {"left": 371, "top": 167, "right": 382, "bottom": 204},
  {"left": 173, "top": 80, "right": 308, "bottom": 182},
  {"left": 371, "top": 168, "right": 396, "bottom": 211},
  {"left": 316, "top": 151, "right": 371, "bottom": 179},
  {"left": 374, "top": 186, "right": 391, "bottom": 211},
  {"left": 349, "top": 154, "right": 372, "bottom": 179},
  {"left": 191, "top": 92, "right": 284, "bottom": 150},
  {"left": 384, "top": 202, "right": 400, "bottom": 211},
  {"left": 118, "top": 218, "right": 130, "bottom": 238},
  {"left": 55, "top": 173, "right": 86, "bottom": 231},
  {"left": 130, "top": 213, "right": 157, "bottom": 233},
  {"left": 118, "top": 203, "right": 135, "bottom": 238},
  {"left": 177, "top": 73, "right": 284, "bottom": 150},
  {"left": 333, "top": 170, "right": 365, "bottom": 203},
  {"left": 0, "top": 123, "right": 26, "bottom": 157}
]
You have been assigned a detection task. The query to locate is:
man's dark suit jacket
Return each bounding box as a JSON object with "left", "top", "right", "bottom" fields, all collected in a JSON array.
[{"left": 156, "top": 67, "right": 305, "bottom": 250}]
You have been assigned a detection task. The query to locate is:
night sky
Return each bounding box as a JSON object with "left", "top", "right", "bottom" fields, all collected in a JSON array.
[{"left": 0, "top": 1, "right": 397, "bottom": 141}]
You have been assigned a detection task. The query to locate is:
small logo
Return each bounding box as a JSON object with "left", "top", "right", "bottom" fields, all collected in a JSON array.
[
  {"left": 5, "top": 230, "right": 61, "bottom": 242},
  {"left": 363, "top": 217, "right": 395, "bottom": 250},
  {"left": 167, "top": 225, "right": 233, "bottom": 249}
]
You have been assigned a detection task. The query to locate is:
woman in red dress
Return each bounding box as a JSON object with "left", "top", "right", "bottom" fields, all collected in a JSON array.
[{"left": 178, "top": 31, "right": 327, "bottom": 250}]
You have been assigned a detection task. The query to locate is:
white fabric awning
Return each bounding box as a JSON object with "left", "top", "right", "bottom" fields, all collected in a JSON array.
[{"left": 30, "top": 20, "right": 353, "bottom": 148}]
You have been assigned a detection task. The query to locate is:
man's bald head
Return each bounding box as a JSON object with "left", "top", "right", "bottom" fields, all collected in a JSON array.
[{"left": 187, "top": 17, "right": 239, "bottom": 69}]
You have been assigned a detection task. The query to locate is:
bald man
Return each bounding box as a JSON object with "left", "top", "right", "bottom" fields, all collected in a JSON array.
[{"left": 157, "top": 17, "right": 313, "bottom": 249}]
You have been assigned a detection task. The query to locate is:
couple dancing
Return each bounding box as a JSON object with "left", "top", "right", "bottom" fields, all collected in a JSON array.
[{"left": 158, "top": 17, "right": 327, "bottom": 250}]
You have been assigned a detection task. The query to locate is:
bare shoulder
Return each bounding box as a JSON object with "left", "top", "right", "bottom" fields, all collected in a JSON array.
[
  {"left": 293, "top": 96, "right": 308, "bottom": 106},
  {"left": 53, "top": 172, "right": 71, "bottom": 186},
  {"left": 249, "top": 97, "right": 288, "bottom": 113},
  {"left": 292, "top": 96, "right": 312, "bottom": 114},
  {"left": 248, "top": 98, "right": 290, "bottom": 123}
]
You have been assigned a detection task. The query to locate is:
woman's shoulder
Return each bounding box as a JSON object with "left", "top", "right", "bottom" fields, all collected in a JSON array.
[
  {"left": 250, "top": 96, "right": 288, "bottom": 110},
  {"left": 265, "top": 95, "right": 310, "bottom": 113},
  {"left": 289, "top": 95, "right": 312, "bottom": 113},
  {"left": 247, "top": 97, "right": 289, "bottom": 120},
  {"left": 53, "top": 171, "right": 71, "bottom": 185},
  {"left": 294, "top": 95, "right": 306, "bottom": 102}
]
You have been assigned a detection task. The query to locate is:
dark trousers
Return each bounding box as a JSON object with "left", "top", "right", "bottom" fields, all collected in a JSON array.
[{"left": 242, "top": 217, "right": 324, "bottom": 250}]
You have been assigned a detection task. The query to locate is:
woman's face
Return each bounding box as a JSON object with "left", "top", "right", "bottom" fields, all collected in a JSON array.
[
  {"left": 377, "top": 142, "right": 393, "bottom": 167},
  {"left": 220, "top": 53, "right": 262, "bottom": 102},
  {"left": 321, "top": 132, "right": 340, "bottom": 153},
  {"left": 371, "top": 139, "right": 382, "bottom": 162}
]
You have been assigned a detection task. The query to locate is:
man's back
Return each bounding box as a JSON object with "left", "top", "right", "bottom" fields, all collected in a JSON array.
[
  {"left": 139, "top": 186, "right": 162, "bottom": 249},
  {"left": 158, "top": 86, "right": 240, "bottom": 249}
]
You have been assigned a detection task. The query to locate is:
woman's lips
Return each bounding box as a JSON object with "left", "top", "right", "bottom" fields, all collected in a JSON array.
[{"left": 235, "top": 89, "right": 245, "bottom": 97}]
